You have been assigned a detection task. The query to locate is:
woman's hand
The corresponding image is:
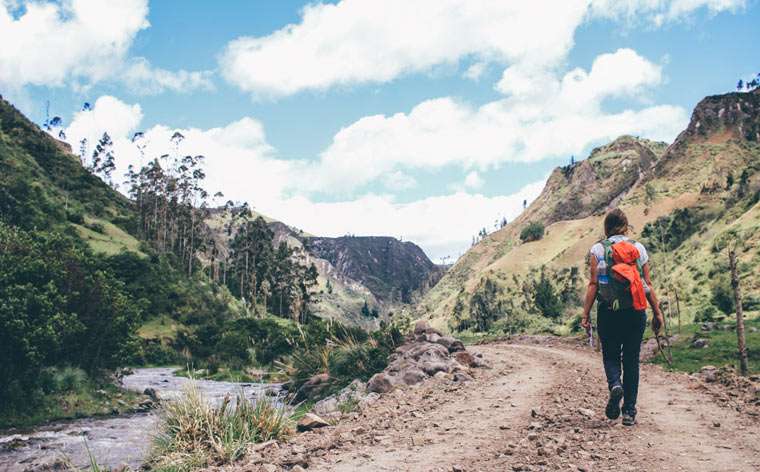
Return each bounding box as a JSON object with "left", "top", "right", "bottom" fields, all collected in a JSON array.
[
  {"left": 581, "top": 313, "right": 591, "bottom": 332},
  {"left": 651, "top": 310, "right": 665, "bottom": 335}
]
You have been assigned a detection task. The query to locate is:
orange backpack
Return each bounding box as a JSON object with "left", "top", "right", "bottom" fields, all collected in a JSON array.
[{"left": 597, "top": 239, "right": 647, "bottom": 311}]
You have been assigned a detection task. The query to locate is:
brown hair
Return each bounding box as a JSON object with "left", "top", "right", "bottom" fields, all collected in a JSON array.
[{"left": 604, "top": 208, "right": 629, "bottom": 237}]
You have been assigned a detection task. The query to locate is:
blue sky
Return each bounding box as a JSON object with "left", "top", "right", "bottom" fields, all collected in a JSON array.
[{"left": 1, "top": 0, "right": 758, "bottom": 261}]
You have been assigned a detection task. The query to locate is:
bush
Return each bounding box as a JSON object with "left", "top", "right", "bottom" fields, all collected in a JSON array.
[
  {"left": 533, "top": 270, "right": 564, "bottom": 319},
  {"left": 150, "top": 384, "right": 291, "bottom": 471},
  {"left": 285, "top": 323, "right": 402, "bottom": 399},
  {"left": 520, "top": 221, "right": 545, "bottom": 243},
  {"left": 710, "top": 274, "right": 735, "bottom": 314},
  {"left": 695, "top": 305, "right": 719, "bottom": 322}
]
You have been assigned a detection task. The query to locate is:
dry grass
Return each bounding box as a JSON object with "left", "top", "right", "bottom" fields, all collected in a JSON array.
[{"left": 149, "top": 384, "right": 292, "bottom": 471}]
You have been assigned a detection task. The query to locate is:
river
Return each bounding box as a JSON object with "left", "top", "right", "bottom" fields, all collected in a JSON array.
[{"left": 0, "top": 368, "right": 281, "bottom": 471}]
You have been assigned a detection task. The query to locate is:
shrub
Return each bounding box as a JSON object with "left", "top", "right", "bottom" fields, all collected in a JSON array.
[
  {"left": 520, "top": 221, "right": 545, "bottom": 243},
  {"left": 533, "top": 270, "right": 564, "bottom": 319},
  {"left": 710, "top": 274, "right": 735, "bottom": 314},
  {"left": 150, "top": 384, "right": 291, "bottom": 471},
  {"left": 695, "top": 305, "right": 719, "bottom": 323}
]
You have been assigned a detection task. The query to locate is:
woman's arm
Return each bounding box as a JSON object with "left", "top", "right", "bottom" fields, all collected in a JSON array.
[
  {"left": 643, "top": 262, "right": 665, "bottom": 333},
  {"left": 581, "top": 253, "right": 597, "bottom": 331}
]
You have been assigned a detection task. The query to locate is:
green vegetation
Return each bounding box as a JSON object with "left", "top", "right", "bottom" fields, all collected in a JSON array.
[
  {"left": 651, "top": 318, "right": 760, "bottom": 374},
  {"left": 284, "top": 322, "right": 403, "bottom": 399},
  {"left": 0, "top": 367, "right": 142, "bottom": 429},
  {"left": 520, "top": 221, "right": 545, "bottom": 243},
  {"left": 641, "top": 207, "right": 710, "bottom": 252},
  {"left": 149, "top": 385, "right": 291, "bottom": 471},
  {"left": 449, "top": 267, "right": 580, "bottom": 335},
  {"left": 0, "top": 222, "right": 141, "bottom": 419}
]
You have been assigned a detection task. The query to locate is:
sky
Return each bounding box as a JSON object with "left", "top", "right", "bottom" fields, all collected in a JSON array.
[{"left": 1, "top": 0, "right": 758, "bottom": 262}]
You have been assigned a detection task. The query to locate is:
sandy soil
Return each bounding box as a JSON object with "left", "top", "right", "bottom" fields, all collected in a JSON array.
[{"left": 229, "top": 339, "right": 760, "bottom": 472}]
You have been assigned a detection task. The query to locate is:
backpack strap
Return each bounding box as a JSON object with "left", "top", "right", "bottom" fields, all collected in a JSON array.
[{"left": 601, "top": 239, "right": 614, "bottom": 268}]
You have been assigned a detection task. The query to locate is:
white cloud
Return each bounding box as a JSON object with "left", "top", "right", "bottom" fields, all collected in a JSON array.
[
  {"left": 219, "top": 0, "right": 742, "bottom": 98},
  {"left": 383, "top": 171, "right": 417, "bottom": 191},
  {"left": 220, "top": 0, "right": 586, "bottom": 97},
  {"left": 0, "top": 0, "right": 149, "bottom": 90},
  {"left": 0, "top": 1, "right": 214, "bottom": 95},
  {"left": 267, "top": 181, "right": 546, "bottom": 262},
  {"left": 464, "top": 62, "right": 487, "bottom": 81},
  {"left": 590, "top": 0, "right": 745, "bottom": 24},
  {"left": 304, "top": 49, "right": 688, "bottom": 194},
  {"left": 122, "top": 58, "right": 214, "bottom": 95},
  {"left": 463, "top": 171, "right": 484, "bottom": 190},
  {"left": 59, "top": 95, "right": 546, "bottom": 260}
]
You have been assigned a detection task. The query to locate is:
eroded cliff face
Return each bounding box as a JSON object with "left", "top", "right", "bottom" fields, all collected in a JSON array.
[
  {"left": 308, "top": 236, "right": 444, "bottom": 304},
  {"left": 526, "top": 135, "right": 666, "bottom": 226}
]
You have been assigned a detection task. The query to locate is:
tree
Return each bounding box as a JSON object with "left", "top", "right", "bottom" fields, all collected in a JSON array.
[
  {"left": 361, "top": 300, "right": 371, "bottom": 317},
  {"left": 520, "top": 221, "right": 545, "bottom": 243},
  {"left": 737, "top": 79, "right": 744, "bottom": 91},
  {"left": 726, "top": 172, "right": 734, "bottom": 189},
  {"left": 533, "top": 269, "right": 563, "bottom": 319},
  {"left": 729, "top": 248, "right": 749, "bottom": 376}
]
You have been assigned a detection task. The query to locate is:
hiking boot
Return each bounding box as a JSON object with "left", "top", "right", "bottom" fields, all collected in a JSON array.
[
  {"left": 622, "top": 408, "right": 637, "bottom": 426},
  {"left": 605, "top": 384, "right": 624, "bottom": 420}
]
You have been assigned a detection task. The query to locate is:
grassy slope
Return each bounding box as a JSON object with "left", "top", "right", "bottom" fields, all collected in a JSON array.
[
  {"left": 0, "top": 98, "right": 142, "bottom": 256},
  {"left": 419, "top": 93, "right": 760, "bottom": 334}
]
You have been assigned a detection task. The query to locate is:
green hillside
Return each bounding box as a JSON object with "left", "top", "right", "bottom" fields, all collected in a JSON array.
[{"left": 417, "top": 89, "right": 760, "bottom": 337}]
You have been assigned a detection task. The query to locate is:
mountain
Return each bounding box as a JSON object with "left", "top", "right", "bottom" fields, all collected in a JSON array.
[
  {"left": 418, "top": 88, "right": 760, "bottom": 332},
  {"left": 207, "top": 209, "right": 444, "bottom": 329}
]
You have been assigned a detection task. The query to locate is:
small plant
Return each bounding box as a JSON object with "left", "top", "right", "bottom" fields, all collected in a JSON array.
[
  {"left": 520, "top": 221, "right": 545, "bottom": 243},
  {"left": 150, "top": 384, "right": 292, "bottom": 471}
]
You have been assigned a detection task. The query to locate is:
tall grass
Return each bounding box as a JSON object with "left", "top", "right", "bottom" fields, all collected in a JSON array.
[
  {"left": 282, "top": 323, "right": 403, "bottom": 399},
  {"left": 149, "top": 384, "right": 292, "bottom": 471}
]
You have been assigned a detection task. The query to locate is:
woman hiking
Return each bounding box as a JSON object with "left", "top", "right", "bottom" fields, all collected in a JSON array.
[{"left": 581, "top": 208, "right": 665, "bottom": 426}]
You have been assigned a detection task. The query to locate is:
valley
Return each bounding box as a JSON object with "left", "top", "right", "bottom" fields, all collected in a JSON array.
[{"left": 1, "top": 78, "right": 759, "bottom": 472}]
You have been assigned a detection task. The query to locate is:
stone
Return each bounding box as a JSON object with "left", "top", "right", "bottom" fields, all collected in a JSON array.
[
  {"left": 262, "top": 464, "right": 278, "bottom": 472},
  {"left": 578, "top": 408, "right": 595, "bottom": 418},
  {"left": 313, "top": 396, "right": 339, "bottom": 416},
  {"left": 447, "top": 339, "right": 466, "bottom": 353},
  {"left": 298, "top": 373, "right": 330, "bottom": 400},
  {"left": 297, "top": 413, "right": 330, "bottom": 432},
  {"left": 453, "top": 372, "right": 473, "bottom": 383},
  {"left": 291, "top": 466, "right": 306, "bottom": 472},
  {"left": 368, "top": 373, "right": 395, "bottom": 394},
  {"left": 401, "top": 368, "right": 428, "bottom": 385},
  {"left": 454, "top": 351, "right": 477, "bottom": 367},
  {"left": 414, "top": 320, "right": 432, "bottom": 335},
  {"left": 420, "top": 361, "right": 450, "bottom": 376},
  {"left": 691, "top": 338, "right": 709, "bottom": 349},
  {"left": 143, "top": 388, "right": 160, "bottom": 402}
]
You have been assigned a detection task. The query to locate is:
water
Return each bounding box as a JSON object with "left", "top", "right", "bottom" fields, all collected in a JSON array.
[{"left": 0, "top": 368, "right": 281, "bottom": 471}]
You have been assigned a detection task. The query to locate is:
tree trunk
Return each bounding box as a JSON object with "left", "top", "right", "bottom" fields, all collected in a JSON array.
[{"left": 729, "top": 249, "right": 749, "bottom": 376}]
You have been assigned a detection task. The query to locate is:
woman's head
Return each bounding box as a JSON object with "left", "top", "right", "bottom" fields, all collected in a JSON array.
[{"left": 604, "top": 208, "right": 629, "bottom": 237}]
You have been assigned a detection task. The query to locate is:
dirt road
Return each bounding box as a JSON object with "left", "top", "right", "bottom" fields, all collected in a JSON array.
[{"left": 236, "top": 340, "right": 760, "bottom": 472}]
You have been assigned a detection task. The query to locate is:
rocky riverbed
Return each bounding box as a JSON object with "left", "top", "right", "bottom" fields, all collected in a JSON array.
[{"left": 0, "top": 368, "right": 280, "bottom": 471}]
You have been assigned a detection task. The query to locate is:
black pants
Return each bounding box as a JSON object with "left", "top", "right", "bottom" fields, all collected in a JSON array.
[{"left": 597, "top": 305, "right": 646, "bottom": 412}]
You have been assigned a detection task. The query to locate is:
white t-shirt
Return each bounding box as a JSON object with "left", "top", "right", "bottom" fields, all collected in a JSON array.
[{"left": 590, "top": 235, "right": 650, "bottom": 293}]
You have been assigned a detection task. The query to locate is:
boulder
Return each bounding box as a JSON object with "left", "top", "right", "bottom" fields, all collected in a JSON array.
[
  {"left": 143, "top": 388, "right": 160, "bottom": 402},
  {"left": 297, "top": 413, "right": 330, "bottom": 432},
  {"left": 454, "top": 351, "right": 477, "bottom": 367},
  {"left": 297, "top": 373, "right": 330, "bottom": 401},
  {"left": 453, "top": 372, "right": 474, "bottom": 383},
  {"left": 401, "top": 368, "right": 428, "bottom": 385},
  {"left": 420, "top": 361, "right": 450, "bottom": 376},
  {"left": 691, "top": 338, "right": 709, "bottom": 349},
  {"left": 368, "top": 373, "right": 395, "bottom": 393}
]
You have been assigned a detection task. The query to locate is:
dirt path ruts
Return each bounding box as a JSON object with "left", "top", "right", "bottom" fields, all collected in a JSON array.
[{"left": 230, "top": 341, "right": 760, "bottom": 472}]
